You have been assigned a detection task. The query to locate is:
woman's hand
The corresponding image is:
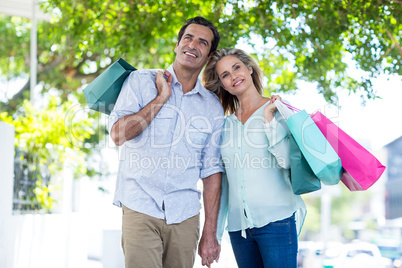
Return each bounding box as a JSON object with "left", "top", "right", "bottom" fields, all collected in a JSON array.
[
  {"left": 155, "top": 69, "right": 173, "bottom": 103},
  {"left": 263, "top": 95, "right": 282, "bottom": 123}
]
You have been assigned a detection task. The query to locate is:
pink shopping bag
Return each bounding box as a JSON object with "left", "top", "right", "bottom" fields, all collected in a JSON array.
[{"left": 310, "top": 111, "right": 386, "bottom": 191}]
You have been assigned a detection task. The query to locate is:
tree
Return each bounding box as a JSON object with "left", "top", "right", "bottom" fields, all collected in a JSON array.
[
  {"left": 1, "top": 0, "right": 401, "bottom": 112},
  {"left": 0, "top": 97, "right": 96, "bottom": 211},
  {"left": 0, "top": 0, "right": 400, "bottom": 211},
  {"left": 299, "top": 186, "right": 374, "bottom": 241}
]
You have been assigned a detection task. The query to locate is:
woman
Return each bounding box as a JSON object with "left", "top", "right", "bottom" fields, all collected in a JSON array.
[{"left": 202, "top": 48, "right": 306, "bottom": 268}]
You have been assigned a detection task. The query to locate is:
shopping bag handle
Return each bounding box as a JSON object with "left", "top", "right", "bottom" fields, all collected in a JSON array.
[
  {"left": 282, "top": 102, "right": 301, "bottom": 113},
  {"left": 274, "top": 100, "right": 312, "bottom": 120}
]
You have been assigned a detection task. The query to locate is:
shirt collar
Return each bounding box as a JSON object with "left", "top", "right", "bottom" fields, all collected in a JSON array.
[{"left": 167, "top": 65, "right": 207, "bottom": 97}]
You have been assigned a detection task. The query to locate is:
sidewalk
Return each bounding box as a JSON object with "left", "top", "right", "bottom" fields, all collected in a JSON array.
[{"left": 87, "top": 233, "right": 237, "bottom": 268}]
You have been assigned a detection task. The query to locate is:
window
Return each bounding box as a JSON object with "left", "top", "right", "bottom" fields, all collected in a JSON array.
[{"left": 13, "top": 148, "right": 51, "bottom": 213}]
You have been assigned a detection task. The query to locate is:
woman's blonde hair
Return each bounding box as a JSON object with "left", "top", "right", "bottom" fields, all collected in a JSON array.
[{"left": 202, "top": 48, "right": 263, "bottom": 115}]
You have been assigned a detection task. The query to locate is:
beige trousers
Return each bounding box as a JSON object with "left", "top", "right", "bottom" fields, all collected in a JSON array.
[{"left": 121, "top": 205, "right": 200, "bottom": 268}]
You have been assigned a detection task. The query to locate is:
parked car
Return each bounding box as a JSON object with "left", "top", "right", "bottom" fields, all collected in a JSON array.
[
  {"left": 323, "top": 241, "right": 393, "bottom": 268},
  {"left": 298, "top": 241, "right": 322, "bottom": 268},
  {"left": 298, "top": 241, "right": 342, "bottom": 268},
  {"left": 376, "top": 239, "right": 402, "bottom": 267}
]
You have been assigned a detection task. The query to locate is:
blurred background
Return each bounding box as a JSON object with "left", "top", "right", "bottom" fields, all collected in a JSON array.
[{"left": 1, "top": 0, "right": 401, "bottom": 267}]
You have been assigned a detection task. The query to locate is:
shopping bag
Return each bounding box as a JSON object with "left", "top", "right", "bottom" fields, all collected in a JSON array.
[
  {"left": 289, "top": 134, "right": 322, "bottom": 194},
  {"left": 83, "top": 58, "right": 136, "bottom": 114},
  {"left": 311, "top": 111, "right": 386, "bottom": 191},
  {"left": 275, "top": 101, "right": 342, "bottom": 185}
]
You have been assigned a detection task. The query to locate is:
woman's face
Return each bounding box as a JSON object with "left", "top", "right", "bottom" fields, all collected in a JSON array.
[{"left": 215, "top": 55, "right": 253, "bottom": 96}]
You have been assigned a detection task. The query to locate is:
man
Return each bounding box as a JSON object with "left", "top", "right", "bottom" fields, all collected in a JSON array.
[{"left": 108, "top": 16, "right": 223, "bottom": 268}]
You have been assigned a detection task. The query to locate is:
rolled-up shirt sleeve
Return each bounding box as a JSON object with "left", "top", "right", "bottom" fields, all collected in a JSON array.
[
  {"left": 264, "top": 114, "right": 290, "bottom": 169},
  {"left": 200, "top": 113, "right": 225, "bottom": 179},
  {"left": 108, "top": 71, "right": 142, "bottom": 134}
]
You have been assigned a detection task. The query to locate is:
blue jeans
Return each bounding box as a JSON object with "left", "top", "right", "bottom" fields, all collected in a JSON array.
[{"left": 229, "top": 214, "right": 298, "bottom": 268}]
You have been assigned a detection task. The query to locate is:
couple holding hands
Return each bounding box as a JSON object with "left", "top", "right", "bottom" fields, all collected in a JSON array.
[{"left": 109, "top": 16, "right": 306, "bottom": 268}]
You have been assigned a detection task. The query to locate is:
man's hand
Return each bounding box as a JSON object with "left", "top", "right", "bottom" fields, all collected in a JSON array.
[
  {"left": 155, "top": 70, "right": 172, "bottom": 103},
  {"left": 198, "top": 173, "right": 222, "bottom": 267},
  {"left": 198, "top": 231, "right": 221, "bottom": 267},
  {"left": 110, "top": 70, "right": 173, "bottom": 146}
]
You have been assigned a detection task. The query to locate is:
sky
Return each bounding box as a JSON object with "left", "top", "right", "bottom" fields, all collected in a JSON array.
[{"left": 281, "top": 74, "right": 402, "bottom": 152}]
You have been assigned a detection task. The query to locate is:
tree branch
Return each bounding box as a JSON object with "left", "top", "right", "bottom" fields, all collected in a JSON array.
[
  {"left": 6, "top": 55, "right": 65, "bottom": 107},
  {"left": 386, "top": 29, "right": 402, "bottom": 59},
  {"left": 290, "top": 0, "right": 297, "bottom": 18},
  {"left": 10, "top": 79, "right": 30, "bottom": 102},
  {"left": 102, "top": 0, "right": 113, "bottom": 27}
]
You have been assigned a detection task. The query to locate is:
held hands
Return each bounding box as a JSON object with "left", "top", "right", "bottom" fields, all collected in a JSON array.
[
  {"left": 198, "top": 232, "right": 221, "bottom": 268},
  {"left": 155, "top": 69, "right": 173, "bottom": 103},
  {"left": 263, "top": 95, "right": 282, "bottom": 123}
]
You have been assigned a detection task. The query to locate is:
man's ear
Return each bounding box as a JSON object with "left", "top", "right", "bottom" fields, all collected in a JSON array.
[
  {"left": 174, "top": 42, "right": 178, "bottom": 54},
  {"left": 206, "top": 55, "right": 212, "bottom": 64}
]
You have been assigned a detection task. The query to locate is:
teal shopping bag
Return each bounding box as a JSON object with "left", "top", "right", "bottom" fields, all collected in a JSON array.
[
  {"left": 286, "top": 110, "right": 342, "bottom": 185},
  {"left": 289, "top": 134, "right": 322, "bottom": 194},
  {"left": 83, "top": 58, "right": 136, "bottom": 114}
]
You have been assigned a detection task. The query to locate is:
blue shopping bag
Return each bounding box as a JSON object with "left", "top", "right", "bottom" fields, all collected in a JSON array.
[
  {"left": 289, "top": 134, "right": 322, "bottom": 194},
  {"left": 83, "top": 58, "right": 136, "bottom": 114},
  {"left": 286, "top": 110, "right": 342, "bottom": 185}
]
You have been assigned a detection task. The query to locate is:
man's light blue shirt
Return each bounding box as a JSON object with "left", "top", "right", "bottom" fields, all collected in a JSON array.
[{"left": 108, "top": 65, "right": 224, "bottom": 224}]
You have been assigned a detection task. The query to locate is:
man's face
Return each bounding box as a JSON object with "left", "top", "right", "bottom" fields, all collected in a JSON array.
[{"left": 174, "top": 24, "right": 214, "bottom": 72}]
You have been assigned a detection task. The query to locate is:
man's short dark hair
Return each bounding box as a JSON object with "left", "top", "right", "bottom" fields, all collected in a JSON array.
[{"left": 177, "top": 16, "right": 220, "bottom": 55}]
